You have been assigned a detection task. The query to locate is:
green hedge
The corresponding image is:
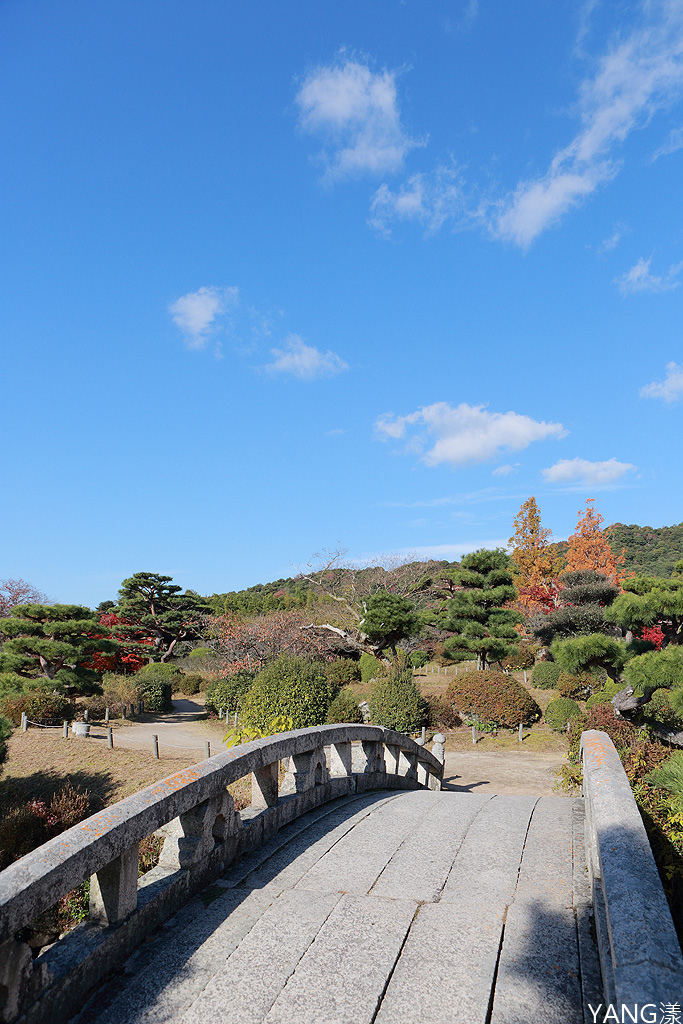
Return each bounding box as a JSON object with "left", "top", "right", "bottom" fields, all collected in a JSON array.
[
  {"left": 545, "top": 698, "right": 581, "bottom": 732},
  {"left": 447, "top": 671, "right": 541, "bottom": 728},
  {"left": 325, "top": 659, "right": 361, "bottom": 686},
  {"left": 409, "top": 650, "right": 430, "bottom": 668},
  {"left": 174, "top": 673, "right": 203, "bottom": 695},
  {"left": 0, "top": 691, "right": 76, "bottom": 726},
  {"left": 205, "top": 673, "right": 254, "bottom": 716},
  {"left": 359, "top": 653, "right": 384, "bottom": 683},
  {"left": 136, "top": 681, "right": 172, "bottom": 714},
  {"left": 240, "top": 656, "right": 333, "bottom": 731},
  {"left": 325, "top": 688, "right": 364, "bottom": 724},
  {"left": 531, "top": 662, "right": 562, "bottom": 689},
  {"left": 368, "top": 670, "right": 427, "bottom": 732}
]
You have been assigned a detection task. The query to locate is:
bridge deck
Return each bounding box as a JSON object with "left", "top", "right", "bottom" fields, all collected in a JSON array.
[{"left": 75, "top": 790, "right": 601, "bottom": 1024}]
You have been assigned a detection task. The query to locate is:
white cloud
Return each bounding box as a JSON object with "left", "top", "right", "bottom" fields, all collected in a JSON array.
[
  {"left": 492, "top": 463, "right": 518, "bottom": 477},
  {"left": 542, "top": 457, "right": 636, "bottom": 487},
  {"left": 640, "top": 361, "right": 683, "bottom": 401},
  {"left": 597, "top": 225, "right": 624, "bottom": 254},
  {"left": 495, "top": 7, "right": 683, "bottom": 246},
  {"left": 375, "top": 401, "right": 566, "bottom": 467},
  {"left": 616, "top": 256, "right": 683, "bottom": 294},
  {"left": 265, "top": 334, "right": 349, "bottom": 381},
  {"left": 652, "top": 123, "right": 683, "bottom": 159},
  {"left": 295, "top": 56, "right": 420, "bottom": 180},
  {"left": 397, "top": 539, "right": 510, "bottom": 559},
  {"left": 169, "top": 286, "right": 239, "bottom": 350},
  {"left": 368, "top": 165, "right": 463, "bottom": 235}
]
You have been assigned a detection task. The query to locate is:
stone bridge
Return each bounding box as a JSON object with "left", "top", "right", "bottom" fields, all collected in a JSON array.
[{"left": 0, "top": 725, "right": 681, "bottom": 1023}]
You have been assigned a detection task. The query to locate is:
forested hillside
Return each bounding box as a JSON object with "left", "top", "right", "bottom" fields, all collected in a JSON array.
[{"left": 607, "top": 522, "right": 683, "bottom": 577}]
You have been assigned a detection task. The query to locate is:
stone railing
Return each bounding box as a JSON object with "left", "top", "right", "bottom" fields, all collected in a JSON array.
[
  {"left": 0, "top": 724, "right": 444, "bottom": 1024},
  {"left": 581, "top": 729, "right": 683, "bottom": 1008}
]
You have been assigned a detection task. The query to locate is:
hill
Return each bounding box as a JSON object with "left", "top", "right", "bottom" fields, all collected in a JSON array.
[{"left": 607, "top": 522, "right": 683, "bottom": 578}]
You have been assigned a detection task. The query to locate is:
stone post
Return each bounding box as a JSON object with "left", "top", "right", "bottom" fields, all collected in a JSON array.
[
  {"left": 251, "top": 762, "right": 279, "bottom": 808},
  {"left": 353, "top": 739, "right": 383, "bottom": 775},
  {"left": 0, "top": 938, "right": 34, "bottom": 1023},
  {"left": 282, "top": 747, "right": 328, "bottom": 793},
  {"left": 398, "top": 748, "right": 418, "bottom": 782},
  {"left": 431, "top": 732, "right": 445, "bottom": 765},
  {"left": 383, "top": 743, "right": 400, "bottom": 775},
  {"left": 89, "top": 844, "right": 139, "bottom": 926}
]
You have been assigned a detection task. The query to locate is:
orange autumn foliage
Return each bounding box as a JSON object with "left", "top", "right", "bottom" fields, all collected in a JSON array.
[{"left": 565, "top": 499, "right": 625, "bottom": 584}]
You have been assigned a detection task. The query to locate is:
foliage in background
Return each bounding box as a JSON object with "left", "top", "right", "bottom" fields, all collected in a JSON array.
[
  {"left": 360, "top": 591, "right": 420, "bottom": 656},
  {"left": 205, "top": 672, "right": 255, "bottom": 716},
  {"left": 0, "top": 691, "right": 76, "bottom": 726},
  {"left": 436, "top": 549, "right": 520, "bottom": 670},
  {"left": 408, "top": 650, "right": 430, "bottom": 668},
  {"left": 0, "top": 579, "right": 48, "bottom": 618},
  {"left": 359, "top": 652, "right": 384, "bottom": 683},
  {"left": 325, "top": 658, "right": 361, "bottom": 686},
  {"left": 0, "top": 714, "right": 11, "bottom": 765},
  {"left": 224, "top": 715, "right": 293, "bottom": 747},
  {"left": 368, "top": 666, "right": 427, "bottom": 733},
  {"left": 325, "top": 688, "right": 364, "bottom": 724},
  {"left": 240, "top": 655, "right": 334, "bottom": 731},
  {"left": 550, "top": 633, "right": 628, "bottom": 680},
  {"left": 532, "top": 570, "right": 619, "bottom": 646},
  {"left": 544, "top": 697, "right": 581, "bottom": 732},
  {"left": 530, "top": 662, "right": 562, "bottom": 689},
  {"left": 447, "top": 670, "right": 541, "bottom": 728}
]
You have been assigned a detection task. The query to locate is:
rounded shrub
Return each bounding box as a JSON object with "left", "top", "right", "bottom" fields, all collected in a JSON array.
[
  {"left": 641, "top": 688, "right": 683, "bottom": 733},
  {"left": 0, "top": 691, "right": 76, "bottom": 726},
  {"left": 409, "top": 650, "right": 430, "bottom": 669},
  {"left": 136, "top": 681, "right": 172, "bottom": 714},
  {"left": 545, "top": 697, "right": 582, "bottom": 732},
  {"left": 205, "top": 672, "right": 254, "bottom": 716},
  {"left": 557, "top": 672, "right": 593, "bottom": 700},
  {"left": 325, "top": 659, "right": 361, "bottom": 687},
  {"left": 359, "top": 652, "right": 384, "bottom": 683},
  {"left": 137, "top": 663, "right": 182, "bottom": 682},
  {"left": 501, "top": 644, "right": 537, "bottom": 671},
  {"left": 368, "top": 670, "right": 427, "bottom": 733},
  {"left": 424, "top": 693, "right": 461, "bottom": 730},
  {"left": 447, "top": 671, "right": 541, "bottom": 728},
  {"left": 531, "top": 662, "right": 562, "bottom": 690},
  {"left": 0, "top": 672, "right": 29, "bottom": 697},
  {"left": 188, "top": 647, "right": 213, "bottom": 661},
  {"left": 175, "top": 673, "right": 203, "bottom": 695},
  {"left": 241, "top": 656, "right": 333, "bottom": 731},
  {"left": 325, "top": 688, "right": 364, "bottom": 724},
  {"left": 586, "top": 680, "right": 622, "bottom": 709}
]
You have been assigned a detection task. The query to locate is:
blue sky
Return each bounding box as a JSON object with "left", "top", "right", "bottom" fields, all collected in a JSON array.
[{"left": 2, "top": 0, "right": 683, "bottom": 607}]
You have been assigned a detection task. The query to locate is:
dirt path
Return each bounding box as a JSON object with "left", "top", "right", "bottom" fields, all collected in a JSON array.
[
  {"left": 443, "top": 749, "right": 568, "bottom": 797},
  {"left": 88, "top": 699, "right": 229, "bottom": 758}
]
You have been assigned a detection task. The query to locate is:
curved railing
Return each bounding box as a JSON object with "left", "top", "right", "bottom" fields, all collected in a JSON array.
[{"left": 0, "top": 724, "right": 444, "bottom": 1024}]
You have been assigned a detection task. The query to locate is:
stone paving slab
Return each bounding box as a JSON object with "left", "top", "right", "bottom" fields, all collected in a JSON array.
[
  {"left": 263, "top": 893, "right": 418, "bottom": 1024},
  {"left": 177, "top": 889, "right": 341, "bottom": 1024},
  {"left": 490, "top": 797, "right": 583, "bottom": 1024},
  {"left": 293, "top": 789, "right": 438, "bottom": 895}
]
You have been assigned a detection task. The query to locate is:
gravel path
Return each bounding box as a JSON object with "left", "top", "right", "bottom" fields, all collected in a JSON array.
[{"left": 443, "top": 749, "right": 568, "bottom": 797}]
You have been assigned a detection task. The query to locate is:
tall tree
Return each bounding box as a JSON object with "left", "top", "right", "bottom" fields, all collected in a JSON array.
[
  {"left": 116, "top": 573, "right": 211, "bottom": 662},
  {"left": 0, "top": 604, "right": 117, "bottom": 691},
  {"left": 0, "top": 579, "right": 48, "bottom": 618},
  {"left": 565, "top": 499, "right": 625, "bottom": 583},
  {"left": 508, "top": 497, "right": 565, "bottom": 613},
  {"left": 605, "top": 561, "right": 683, "bottom": 647},
  {"left": 436, "top": 549, "right": 521, "bottom": 670}
]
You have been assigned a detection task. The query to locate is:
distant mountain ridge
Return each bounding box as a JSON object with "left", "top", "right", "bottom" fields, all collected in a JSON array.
[{"left": 606, "top": 522, "right": 683, "bottom": 578}]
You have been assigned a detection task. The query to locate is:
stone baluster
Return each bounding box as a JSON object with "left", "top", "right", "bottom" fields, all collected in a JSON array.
[
  {"left": 328, "top": 740, "right": 353, "bottom": 777},
  {"left": 251, "top": 762, "right": 279, "bottom": 808},
  {"left": 282, "top": 747, "right": 328, "bottom": 793},
  {"left": 383, "top": 743, "right": 401, "bottom": 775},
  {"left": 353, "top": 738, "right": 384, "bottom": 775},
  {"left": 429, "top": 732, "right": 446, "bottom": 791},
  {"left": 398, "top": 748, "right": 418, "bottom": 782},
  {"left": 417, "top": 760, "right": 429, "bottom": 787},
  {"left": 159, "top": 791, "right": 235, "bottom": 870},
  {"left": 89, "top": 844, "right": 139, "bottom": 925}
]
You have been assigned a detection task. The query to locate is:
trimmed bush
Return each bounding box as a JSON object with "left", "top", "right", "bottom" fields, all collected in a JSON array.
[
  {"left": 545, "top": 698, "right": 581, "bottom": 732},
  {"left": 325, "top": 688, "right": 364, "bottom": 724},
  {"left": 586, "top": 680, "right": 621, "bottom": 709},
  {"left": 557, "top": 672, "right": 594, "bottom": 700},
  {"left": 642, "top": 688, "right": 683, "bottom": 733},
  {"left": 447, "top": 671, "right": 541, "bottom": 728},
  {"left": 241, "top": 656, "right": 333, "bottom": 731},
  {"left": 409, "top": 650, "right": 430, "bottom": 668},
  {"left": 205, "top": 672, "right": 254, "bottom": 716},
  {"left": 501, "top": 644, "right": 537, "bottom": 671},
  {"left": 188, "top": 647, "right": 213, "bottom": 660},
  {"left": 531, "top": 662, "right": 562, "bottom": 689},
  {"left": 424, "top": 694, "right": 461, "bottom": 730},
  {"left": 368, "top": 669, "right": 427, "bottom": 733},
  {"left": 137, "top": 662, "right": 182, "bottom": 681},
  {"left": 0, "top": 691, "right": 75, "bottom": 726},
  {"left": 326, "top": 659, "right": 361, "bottom": 686},
  {"left": 175, "top": 673, "right": 203, "bottom": 695},
  {"left": 359, "top": 652, "right": 384, "bottom": 683},
  {"left": 136, "top": 681, "right": 172, "bottom": 714}
]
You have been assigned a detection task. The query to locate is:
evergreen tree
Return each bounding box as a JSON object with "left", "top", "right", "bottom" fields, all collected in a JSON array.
[
  {"left": 116, "top": 573, "right": 211, "bottom": 662},
  {"left": 0, "top": 604, "right": 117, "bottom": 692},
  {"left": 532, "top": 570, "right": 619, "bottom": 646},
  {"left": 437, "top": 549, "right": 520, "bottom": 670},
  {"left": 605, "top": 560, "right": 683, "bottom": 646},
  {"left": 360, "top": 592, "right": 420, "bottom": 656}
]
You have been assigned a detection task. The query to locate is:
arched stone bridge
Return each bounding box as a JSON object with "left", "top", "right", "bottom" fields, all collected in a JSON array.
[{"left": 0, "top": 725, "right": 681, "bottom": 1024}]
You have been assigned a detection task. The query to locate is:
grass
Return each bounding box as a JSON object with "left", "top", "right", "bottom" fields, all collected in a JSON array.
[{"left": 0, "top": 729, "right": 251, "bottom": 812}]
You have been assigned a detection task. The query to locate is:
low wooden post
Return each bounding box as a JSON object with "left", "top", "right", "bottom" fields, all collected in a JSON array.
[
  {"left": 421, "top": 725, "right": 426, "bottom": 745},
  {"left": 137, "top": 700, "right": 143, "bottom": 715},
  {"left": 152, "top": 734, "right": 159, "bottom": 759},
  {"left": 62, "top": 720, "right": 69, "bottom": 739},
  {"left": 204, "top": 741, "right": 211, "bottom": 760},
  {"left": 219, "top": 708, "right": 223, "bottom": 719},
  {"left": 519, "top": 723, "right": 523, "bottom": 742},
  {"left": 105, "top": 706, "right": 110, "bottom": 724},
  {"left": 129, "top": 703, "right": 135, "bottom": 718},
  {"left": 21, "top": 713, "right": 27, "bottom": 732},
  {"left": 107, "top": 727, "right": 113, "bottom": 749},
  {"left": 122, "top": 705, "right": 126, "bottom": 719},
  {"left": 83, "top": 709, "right": 89, "bottom": 723},
  {"left": 472, "top": 725, "right": 477, "bottom": 746}
]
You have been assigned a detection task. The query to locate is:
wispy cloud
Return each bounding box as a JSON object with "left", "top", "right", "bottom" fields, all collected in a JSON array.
[
  {"left": 375, "top": 401, "right": 566, "bottom": 467},
  {"left": 640, "top": 361, "right": 683, "bottom": 402},
  {"left": 542, "top": 457, "right": 636, "bottom": 487},
  {"left": 295, "top": 55, "right": 421, "bottom": 180},
  {"left": 615, "top": 256, "right": 683, "bottom": 294},
  {"left": 597, "top": 225, "right": 625, "bottom": 254},
  {"left": 495, "top": 7, "right": 683, "bottom": 246},
  {"left": 396, "top": 539, "right": 509, "bottom": 560},
  {"left": 368, "top": 164, "right": 464, "bottom": 236},
  {"left": 492, "top": 463, "right": 519, "bottom": 477},
  {"left": 652, "top": 123, "right": 683, "bottom": 160},
  {"left": 265, "top": 334, "right": 349, "bottom": 381},
  {"left": 169, "top": 286, "right": 239, "bottom": 350}
]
